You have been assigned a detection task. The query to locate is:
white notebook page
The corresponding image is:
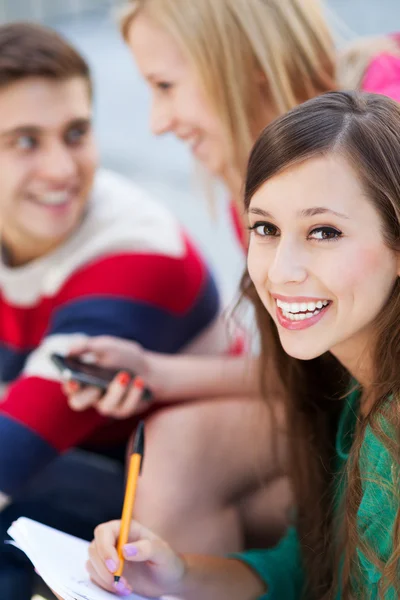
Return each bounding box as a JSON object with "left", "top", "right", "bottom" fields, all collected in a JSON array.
[{"left": 7, "top": 517, "right": 158, "bottom": 600}]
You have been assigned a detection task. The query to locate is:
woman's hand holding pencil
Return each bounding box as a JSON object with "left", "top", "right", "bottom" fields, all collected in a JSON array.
[
  {"left": 86, "top": 421, "right": 266, "bottom": 599},
  {"left": 87, "top": 518, "right": 186, "bottom": 597},
  {"left": 87, "top": 420, "right": 185, "bottom": 598}
]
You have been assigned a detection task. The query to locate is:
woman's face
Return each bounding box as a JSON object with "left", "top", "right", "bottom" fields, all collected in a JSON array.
[
  {"left": 247, "top": 154, "right": 400, "bottom": 370},
  {"left": 127, "top": 13, "right": 230, "bottom": 179}
]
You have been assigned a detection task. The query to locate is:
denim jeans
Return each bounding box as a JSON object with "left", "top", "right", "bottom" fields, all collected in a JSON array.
[{"left": 0, "top": 449, "right": 125, "bottom": 600}]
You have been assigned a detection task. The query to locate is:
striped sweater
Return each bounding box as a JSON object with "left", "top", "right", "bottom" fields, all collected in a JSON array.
[{"left": 0, "top": 169, "right": 224, "bottom": 496}]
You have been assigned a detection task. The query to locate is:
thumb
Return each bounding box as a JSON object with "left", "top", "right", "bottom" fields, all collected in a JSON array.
[
  {"left": 67, "top": 337, "right": 92, "bottom": 357},
  {"left": 122, "top": 538, "right": 170, "bottom": 565}
]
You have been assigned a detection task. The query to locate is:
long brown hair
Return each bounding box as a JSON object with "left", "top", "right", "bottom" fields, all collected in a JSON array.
[{"left": 242, "top": 91, "right": 400, "bottom": 598}]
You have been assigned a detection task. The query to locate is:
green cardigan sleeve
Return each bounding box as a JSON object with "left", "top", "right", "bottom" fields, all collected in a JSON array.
[{"left": 231, "top": 526, "right": 304, "bottom": 599}]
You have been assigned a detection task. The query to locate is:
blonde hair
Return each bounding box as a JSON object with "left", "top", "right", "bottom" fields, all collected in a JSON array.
[
  {"left": 119, "top": 0, "right": 336, "bottom": 180},
  {"left": 338, "top": 35, "right": 400, "bottom": 90}
]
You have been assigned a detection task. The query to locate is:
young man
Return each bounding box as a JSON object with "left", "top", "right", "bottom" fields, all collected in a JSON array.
[{"left": 0, "top": 22, "right": 223, "bottom": 599}]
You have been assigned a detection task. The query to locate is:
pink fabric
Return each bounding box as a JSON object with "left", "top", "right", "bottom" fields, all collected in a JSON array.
[{"left": 362, "top": 52, "right": 400, "bottom": 102}]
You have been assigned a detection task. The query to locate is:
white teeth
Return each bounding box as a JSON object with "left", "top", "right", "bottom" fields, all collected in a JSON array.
[
  {"left": 276, "top": 299, "right": 329, "bottom": 315},
  {"left": 282, "top": 310, "right": 321, "bottom": 321},
  {"left": 38, "top": 191, "right": 69, "bottom": 206},
  {"left": 278, "top": 298, "right": 330, "bottom": 320},
  {"left": 277, "top": 300, "right": 285, "bottom": 311}
]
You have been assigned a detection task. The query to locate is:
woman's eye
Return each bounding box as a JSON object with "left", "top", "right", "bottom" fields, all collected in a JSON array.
[
  {"left": 15, "top": 135, "right": 37, "bottom": 150},
  {"left": 156, "top": 81, "right": 172, "bottom": 92},
  {"left": 249, "top": 221, "right": 279, "bottom": 237},
  {"left": 308, "top": 226, "right": 342, "bottom": 241}
]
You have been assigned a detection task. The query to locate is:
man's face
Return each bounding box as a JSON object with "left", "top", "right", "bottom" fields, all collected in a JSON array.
[{"left": 0, "top": 76, "right": 98, "bottom": 261}]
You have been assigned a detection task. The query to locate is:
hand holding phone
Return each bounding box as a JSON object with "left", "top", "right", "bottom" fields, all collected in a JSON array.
[{"left": 51, "top": 353, "right": 152, "bottom": 401}]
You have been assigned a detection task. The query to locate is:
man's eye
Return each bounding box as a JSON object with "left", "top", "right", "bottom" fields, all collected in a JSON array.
[
  {"left": 308, "top": 227, "right": 342, "bottom": 241},
  {"left": 16, "top": 135, "right": 37, "bottom": 150},
  {"left": 65, "top": 127, "right": 87, "bottom": 145},
  {"left": 249, "top": 221, "right": 279, "bottom": 237}
]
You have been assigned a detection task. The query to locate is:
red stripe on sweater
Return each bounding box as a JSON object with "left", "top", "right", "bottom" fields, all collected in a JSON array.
[
  {"left": 0, "top": 376, "right": 125, "bottom": 451},
  {"left": 56, "top": 236, "right": 205, "bottom": 312},
  {"left": 0, "top": 236, "right": 206, "bottom": 349}
]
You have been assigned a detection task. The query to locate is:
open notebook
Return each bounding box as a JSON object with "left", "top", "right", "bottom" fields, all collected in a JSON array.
[{"left": 7, "top": 517, "right": 166, "bottom": 600}]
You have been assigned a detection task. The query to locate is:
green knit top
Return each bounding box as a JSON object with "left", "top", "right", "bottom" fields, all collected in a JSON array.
[{"left": 234, "top": 387, "right": 398, "bottom": 599}]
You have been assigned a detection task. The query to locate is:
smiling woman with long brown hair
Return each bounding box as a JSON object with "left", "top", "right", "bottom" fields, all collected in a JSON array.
[
  {"left": 62, "top": 0, "right": 400, "bottom": 583},
  {"left": 79, "top": 91, "right": 400, "bottom": 599}
]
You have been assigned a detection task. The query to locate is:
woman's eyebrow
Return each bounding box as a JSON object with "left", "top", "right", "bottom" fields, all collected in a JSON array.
[
  {"left": 298, "top": 206, "right": 349, "bottom": 219},
  {"left": 248, "top": 206, "right": 349, "bottom": 219}
]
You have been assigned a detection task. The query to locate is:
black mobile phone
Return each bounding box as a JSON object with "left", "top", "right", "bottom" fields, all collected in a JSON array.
[{"left": 50, "top": 353, "right": 152, "bottom": 401}]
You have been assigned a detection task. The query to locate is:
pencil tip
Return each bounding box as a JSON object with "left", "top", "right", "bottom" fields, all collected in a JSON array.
[
  {"left": 114, "top": 575, "right": 121, "bottom": 583},
  {"left": 132, "top": 420, "right": 145, "bottom": 458}
]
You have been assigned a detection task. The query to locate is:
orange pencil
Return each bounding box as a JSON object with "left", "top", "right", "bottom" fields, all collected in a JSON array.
[{"left": 114, "top": 420, "right": 145, "bottom": 583}]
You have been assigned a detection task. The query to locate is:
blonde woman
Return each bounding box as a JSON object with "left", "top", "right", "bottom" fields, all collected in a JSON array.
[{"left": 65, "top": 1, "right": 398, "bottom": 556}]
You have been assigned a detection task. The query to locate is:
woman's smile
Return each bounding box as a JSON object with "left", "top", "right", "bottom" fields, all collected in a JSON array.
[{"left": 273, "top": 294, "right": 331, "bottom": 330}]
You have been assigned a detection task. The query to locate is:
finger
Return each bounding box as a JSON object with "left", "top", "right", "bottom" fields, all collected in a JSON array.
[
  {"left": 113, "top": 579, "right": 134, "bottom": 597},
  {"left": 67, "top": 339, "right": 93, "bottom": 357},
  {"left": 68, "top": 386, "right": 102, "bottom": 411},
  {"left": 112, "top": 378, "right": 145, "bottom": 419},
  {"left": 94, "top": 520, "right": 158, "bottom": 569},
  {"left": 128, "top": 519, "right": 161, "bottom": 542},
  {"left": 122, "top": 538, "right": 168, "bottom": 565},
  {"left": 95, "top": 372, "right": 131, "bottom": 416},
  {"left": 82, "top": 336, "right": 118, "bottom": 365},
  {"left": 88, "top": 540, "right": 118, "bottom": 584},
  {"left": 93, "top": 520, "right": 123, "bottom": 568},
  {"left": 86, "top": 558, "right": 115, "bottom": 594},
  {"left": 68, "top": 336, "right": 111, "bottom": 360},
  {"left": 62, "top": 380, "right": 80, "bottom": 396}
]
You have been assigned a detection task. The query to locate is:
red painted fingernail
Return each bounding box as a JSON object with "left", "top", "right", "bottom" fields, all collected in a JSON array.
[
  {"left": 67, "top": 381, "right": 79, "bottom": 393},
  {"left": 117, "top": 372, "right": 130, "bottom": 386},
  {"left": 133, "top": 377, "right": 144, "bottom": 390}
]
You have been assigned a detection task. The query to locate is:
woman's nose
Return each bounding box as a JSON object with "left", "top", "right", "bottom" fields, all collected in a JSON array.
[
  {"left": 150, "top": 99, "right": 173, "bottom": 136},
  {"left": 267, "top": 239, "right": 308, "bottom": 286}
]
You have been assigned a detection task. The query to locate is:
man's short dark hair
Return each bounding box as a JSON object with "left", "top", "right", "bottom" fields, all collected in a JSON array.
[{"left": 0, "top": 22, "right": 92, "bottom": 93}]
